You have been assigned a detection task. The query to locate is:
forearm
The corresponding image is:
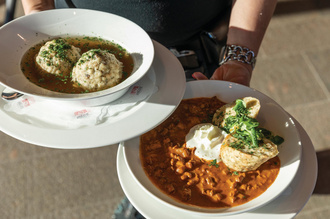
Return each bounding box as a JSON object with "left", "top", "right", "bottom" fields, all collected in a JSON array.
[
  {"left": 21, "top": 0, "right": 54, "bottom": 15},
  {"left": 227, "top": 0, "right": 277, "bottom": 56}
]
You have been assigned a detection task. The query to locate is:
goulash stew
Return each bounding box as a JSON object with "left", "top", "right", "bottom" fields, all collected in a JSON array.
[{"left": 140, "top": 97, "right": 280, "bottom": 208}]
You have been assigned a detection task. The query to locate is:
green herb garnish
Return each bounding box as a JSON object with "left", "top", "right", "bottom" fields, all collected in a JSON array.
[
  {"left": 209, "top": 159, "right": 219, "bottom": 168},
  {"left": 222, "top": 99, "right": 259, "bottom": 148},
  {"left": 221, "top": 99, "right": 284, "bottom": 149},
  {"left": 233, "top": 171, "right": 239, "bottom": 175}
]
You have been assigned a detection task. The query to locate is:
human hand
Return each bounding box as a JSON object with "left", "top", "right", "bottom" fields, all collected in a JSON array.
[
  {"left": 22, "top": 0, "right": 55, "bottom": 15},
  {"left": 192, "top": 61, "right": 252, "bottom": 87}
]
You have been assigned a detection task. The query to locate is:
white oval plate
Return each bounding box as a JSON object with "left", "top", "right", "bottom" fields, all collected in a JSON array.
[
  {"left": 0, "top": 41, "right": 186, "bottom": 148},
  {"left": 122, "top": 80, "right": 302, "bottom": 216}
]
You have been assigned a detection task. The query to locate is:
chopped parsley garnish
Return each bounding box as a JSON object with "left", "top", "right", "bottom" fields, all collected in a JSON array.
[
  {"left": 48, "top": 39, "right": 72, "bottom": 60},
  {"left": 209, "top": 159, "right": 219, "bottom": 168},
  {"left": 220, "top": 99, "right": 284, "bottom": 149},
  {"left": 222, "top": 99, "right": 259, "bottom": 148},
  {"left": 229, "top": 139, "right": 245, "bottom": 150},
  {"left": 233, "top": 171, "right": 239, "bottom": 175},
  {"left": 257, "top": 128, "right": 284, "bottom": 145}
]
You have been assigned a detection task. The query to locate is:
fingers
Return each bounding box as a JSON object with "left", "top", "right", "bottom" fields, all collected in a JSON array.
[
  {"left": 192, "top": 72, "right": 209, "bottom": 80},
  {"left": 215, "top": 63, "right": 251, "bottom": 86},
  {"left": 192, "top": 62, "right": 252, "bottom": 87},
  {"left": 209, "top": 67, "right": 225, "bottom": 80}
]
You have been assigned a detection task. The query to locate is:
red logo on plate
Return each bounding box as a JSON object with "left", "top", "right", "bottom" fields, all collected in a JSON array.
[
  {"left": 74, "top": 109, "right": 89, "bottom": 119},
  {"left": 130, "top": 86, "right": 142, "bottom": 95}
]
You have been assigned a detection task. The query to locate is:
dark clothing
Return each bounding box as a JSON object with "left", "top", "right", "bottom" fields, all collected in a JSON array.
[{"left": 55, "top": 0, "right": 231, "bottom": 47}]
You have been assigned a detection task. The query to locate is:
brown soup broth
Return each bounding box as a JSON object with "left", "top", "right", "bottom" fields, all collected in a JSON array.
[{"left": 20, "top": 36, "right": 134, "bottom": 94}]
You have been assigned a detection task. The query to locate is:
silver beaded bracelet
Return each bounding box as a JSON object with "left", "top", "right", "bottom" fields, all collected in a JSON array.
[{"left": 219, "top": 45, "right": 257, "bottom": 69}]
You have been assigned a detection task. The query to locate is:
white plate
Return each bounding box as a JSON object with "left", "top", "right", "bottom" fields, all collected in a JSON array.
[
  {"left": 122, "top": 80, "right": 302, "bottom": 216},
  {"left": 0, "top": 41, "right": 186, "bottom": 149},
  {"left": 117, "top": 117, "right": 317, "bottom": 218}
]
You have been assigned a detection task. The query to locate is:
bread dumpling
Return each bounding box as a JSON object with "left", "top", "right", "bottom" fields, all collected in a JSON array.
[
  {"left": 220, "top": 135, "right": 279, "bottom": 172},
  {"left": 35, "top": 38, "right": 81, "bottom": 77},
  {"left": 71, "top": 49, "right": 123, "bottom": 91}
]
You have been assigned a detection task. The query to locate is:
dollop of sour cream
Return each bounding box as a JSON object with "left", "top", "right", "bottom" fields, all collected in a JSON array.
[{"left": 185, "top": 123, "right": 227, "bottom": 162}]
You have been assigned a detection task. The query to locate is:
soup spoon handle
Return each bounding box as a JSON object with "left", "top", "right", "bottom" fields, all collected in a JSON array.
[{"left": 1, "top": 87, "right": 24, "bottom": 101}]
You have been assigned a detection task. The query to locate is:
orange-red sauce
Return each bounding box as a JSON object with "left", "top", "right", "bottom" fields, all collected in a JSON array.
[{"left": 140, "top": 97, "right": 280, "bottom": 208}]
